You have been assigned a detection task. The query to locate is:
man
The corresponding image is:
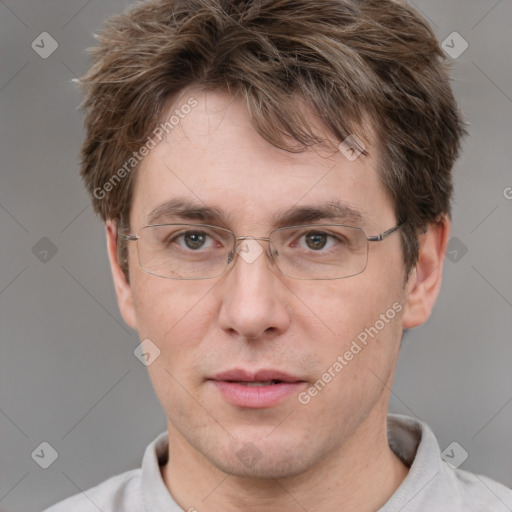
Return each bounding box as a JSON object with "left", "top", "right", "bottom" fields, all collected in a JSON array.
[{"left": 45, "top": 0, "right": 512, "bottom": 510}]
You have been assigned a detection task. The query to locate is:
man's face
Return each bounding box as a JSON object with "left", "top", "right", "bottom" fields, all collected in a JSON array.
[{"left": 122, "top": 90, "right": 409, "bottom": 478}]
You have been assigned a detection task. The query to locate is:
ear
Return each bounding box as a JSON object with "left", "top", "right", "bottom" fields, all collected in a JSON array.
[
  {"left": 106, "top": 220, "right": 138, "bottom": 331},
  {"left": 402, "top": 217, "right": 451, "bottom": 329}
]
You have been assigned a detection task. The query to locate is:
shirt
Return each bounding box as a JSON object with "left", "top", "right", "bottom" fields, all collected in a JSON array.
[{"left": 44, "top": 414, "right": 512, "bottom": 511}]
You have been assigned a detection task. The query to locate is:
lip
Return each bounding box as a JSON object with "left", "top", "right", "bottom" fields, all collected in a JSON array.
[
  {"left": 212, "top": 369, "right": 303, "bottom": 383},
  {"left": 209, "top": 369, "right": 307, "bottom": 408}
]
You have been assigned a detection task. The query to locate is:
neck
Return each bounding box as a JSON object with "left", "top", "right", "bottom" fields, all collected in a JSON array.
[{"left": 161, "top": 409, "right": 409, "bottom": 512}]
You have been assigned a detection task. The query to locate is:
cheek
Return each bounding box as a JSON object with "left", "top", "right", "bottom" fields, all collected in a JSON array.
[
  {"left": 297, "top": 284, "right": 404, "bottom": 430},
  {"left": 131, "top": 274, "right": 215, "bottom": 365},
  {"left": 298, "top": 275, "right": 405, "bottom": 387},
  {"left": 299, "top": 274, "right": 398, "bottom": 339},
  {"left": 130, "top": 276, "right": 218, "bottom": 416}
]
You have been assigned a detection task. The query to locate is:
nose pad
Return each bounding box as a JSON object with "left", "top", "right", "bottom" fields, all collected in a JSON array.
[
  {"left": 236, "top": 239, "right": 265, "bottom": 265},
  {"left": 226, "top": 238, "right": 274, "bottom": 272}
]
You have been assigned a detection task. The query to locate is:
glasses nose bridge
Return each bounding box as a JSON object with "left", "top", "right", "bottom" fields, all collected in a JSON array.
[
  {"left": 233, "top": 235, "right": 274, "bottom": 255},
  {"left": 227, "top": 235, "right": 276, "bottom": 268},
  {"left": 235, "top": 235, "right": 271, "bottom": 243}
]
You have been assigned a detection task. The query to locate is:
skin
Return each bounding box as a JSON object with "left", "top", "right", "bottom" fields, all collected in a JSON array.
[{"left": 106, "top": 89, "right": 450, "bottom": 512}]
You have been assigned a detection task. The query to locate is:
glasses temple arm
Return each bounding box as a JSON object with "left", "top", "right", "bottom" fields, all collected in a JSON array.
[{"left": 367, "top": 222, "right": 405, "bottom": 243}]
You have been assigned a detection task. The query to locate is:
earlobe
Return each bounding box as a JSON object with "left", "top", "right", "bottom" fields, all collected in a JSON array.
[
  {"left": 401, "top": 218, "right": 451, "bottom": 329},
  {"left": 106, "top": 220, "right": 138, "bottom": 331}
]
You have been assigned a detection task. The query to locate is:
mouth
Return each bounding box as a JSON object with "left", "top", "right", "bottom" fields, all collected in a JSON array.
[
  {"left": 230, "top": 379, "right": 283, "bottom": 387},
  {"left": 209, "top": 369, "right": 307, "bottom": 408}
]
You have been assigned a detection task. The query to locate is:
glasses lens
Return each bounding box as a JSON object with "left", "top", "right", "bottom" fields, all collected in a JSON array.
[
  {"left": 134, "top": 223, "right": 369, "bottom": 280},
  {"left": 137, "top": 224, "right": 234, "bottom": 279},
  {"left": 270, "top": 225, "right": 368, "bottom": 279}
]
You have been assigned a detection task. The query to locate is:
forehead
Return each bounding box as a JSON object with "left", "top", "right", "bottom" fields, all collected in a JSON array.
[{"left": 130, "top": 90, "right": 394, "bottom": 231}]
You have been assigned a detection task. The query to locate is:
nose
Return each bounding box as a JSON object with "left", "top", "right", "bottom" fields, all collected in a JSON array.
[{"left": 216, "top": 239, "right": 291, "bottom": 341}]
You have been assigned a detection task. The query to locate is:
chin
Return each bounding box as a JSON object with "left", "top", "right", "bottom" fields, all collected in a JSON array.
[{"left": 205, "top": 433, "right": 324, "bottom": 480}]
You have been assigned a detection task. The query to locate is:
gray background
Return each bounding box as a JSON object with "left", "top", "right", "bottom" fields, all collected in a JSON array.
[{"left": 1, "top": 1, "right": 511, "bottom": 510}]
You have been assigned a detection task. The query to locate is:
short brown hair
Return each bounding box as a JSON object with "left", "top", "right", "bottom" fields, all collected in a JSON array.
[{"left": 78, "top": 0, "right": 466, "bottom": 277}]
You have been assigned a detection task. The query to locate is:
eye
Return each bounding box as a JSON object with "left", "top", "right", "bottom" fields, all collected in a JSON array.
[
  {"left": 304, "top": 231, "right": 329, "bottom": 250},
  {"left": 299, "top": 230, "right": 339, "bottom": 251},
  {"left": 169, "top": 230, "right": 217, "bottom": 251},
  {"left": 182, "top": 231, "right": 209, "bottom": 250}
]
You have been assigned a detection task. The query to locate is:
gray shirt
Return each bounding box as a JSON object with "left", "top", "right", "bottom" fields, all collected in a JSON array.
[{"left": 44, "top": 414, "right": 512, "bottom": 511}]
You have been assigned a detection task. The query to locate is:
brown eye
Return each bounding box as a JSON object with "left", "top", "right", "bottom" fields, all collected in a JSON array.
[
  {"left": 183, "top": 231, "right": 207, "bottom": 250},
  {"left": 304, "top": 232, "right": 328, "bottom": 250}
]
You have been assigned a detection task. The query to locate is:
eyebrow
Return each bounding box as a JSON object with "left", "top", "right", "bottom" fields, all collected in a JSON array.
[
  {"left": 146, "top": 198, "right": 225, "bottom": 225},
  {"left": 274, "top": 202, "right": 363, "bottom": 227},
  {"left": 145, "top": 198, "right": 363, "bottom": 227}
]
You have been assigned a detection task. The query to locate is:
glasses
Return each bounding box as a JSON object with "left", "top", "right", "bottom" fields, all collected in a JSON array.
[{"left": 120, "top": 222, "right": 404, "bottom": 280}]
